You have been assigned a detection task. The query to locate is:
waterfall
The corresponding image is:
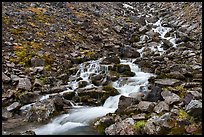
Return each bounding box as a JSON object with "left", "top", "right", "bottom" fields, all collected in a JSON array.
[{"left": 33, "top": 58, "right": 154, "bottom": 135}]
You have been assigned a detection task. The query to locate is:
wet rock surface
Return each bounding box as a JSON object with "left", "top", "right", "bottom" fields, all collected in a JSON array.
[{"left": 2, "top": 2, "right": 202, "bottom": 135}]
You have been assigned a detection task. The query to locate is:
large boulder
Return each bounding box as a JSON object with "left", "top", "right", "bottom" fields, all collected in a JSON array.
[
  {"left": 116, "top": 95, "right": 140, "bottom": 114},
  {"left": 137, "top": 101, "right": 155, "bottom": 112},
  {"left": 26, "top": 99, "right": 58, "bottom": 122},
  {"left": 105, "top": 118, "right": 135, "bottom": 135},
  {"left": 144, "top": 85, "right": 163, "bottom": 102},
  {"left": 161, "top": 90, "right": 181, "bottom": 105}
]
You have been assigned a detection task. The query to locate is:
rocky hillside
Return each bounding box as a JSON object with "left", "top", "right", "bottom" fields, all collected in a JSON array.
[{"left": 2, "top": 2, "right": 202, "bottom": 135}]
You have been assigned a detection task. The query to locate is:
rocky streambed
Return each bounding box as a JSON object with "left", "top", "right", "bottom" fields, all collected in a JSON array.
[{"left": 2, "top": 2, "right": 202, "bottom": 135}]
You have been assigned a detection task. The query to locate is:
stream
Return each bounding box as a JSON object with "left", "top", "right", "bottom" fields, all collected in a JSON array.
[{"left": 19, "top": 11, "right": 177, "bottom": 135}]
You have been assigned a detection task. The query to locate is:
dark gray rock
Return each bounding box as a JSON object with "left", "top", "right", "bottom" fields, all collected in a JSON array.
[
  {"left": 144, "top": 85, "right": 163, "bottom": 102},
  {"left": 116, "top": 95, "right": 140, "bottom": 114},
  {"left": 17, "top": 78, "right": 32, "bottom": 91},
  {"left": 78, "top": 80, "right": 88, "bottom": 88}
]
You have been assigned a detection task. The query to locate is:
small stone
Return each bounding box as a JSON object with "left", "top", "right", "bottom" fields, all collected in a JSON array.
[
  {"left": 6, "top": 102, "right": 21, "bottom": 112},
  {"left": 132, "top": 113, "right": 146, "bottom": 120}
]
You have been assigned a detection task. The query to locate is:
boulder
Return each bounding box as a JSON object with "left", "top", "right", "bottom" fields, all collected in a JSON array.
[
  {"left": 101, "top": 55, "right": 120, "bottom": 65},
  {"left": 19, "top": 92, "right": 39, "bottom": 104},
  {"left": 185, "top": 100, "right": 202, "bottom": 118},
  {"left": 132, "top": 113, "right": 146, "bottom": 120},
  {"left": 105, "top": 118, "right": 135, "bottom": 135},
  {"left": 153, "top": 101, "right": 169, "bottom": 114},
  {"left": 144, "top": 85, "right": 163, "bottom": 102},
  {"left": 137, "top": 101, "right": 155, "bottom": 112},
  {"left": 161, "top": 90, "right": 181, "bottom": 105},
  {"left": 116, "top": 95, "right": 140, "bottom": 114},
  {"left": 17, "top": 78, "right": 32, "bottom": 91},
  {"left": 26, "top": 99, "right": 57, "bottom": 122},
  {"left": 78, "top": 80, "right": 88, "bottom": 88}
]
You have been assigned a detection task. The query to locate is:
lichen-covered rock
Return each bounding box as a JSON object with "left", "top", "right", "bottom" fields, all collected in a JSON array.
[
  {"left": 93, "top": 114, "right": 121, "bottom": 134},
  {"left": 105, "top": 118, "right": 135, "bottom": 135},
  {"left": 185, "top": 100, "right": 202, "bottom": 118},
  {"left": 26, "top": 99, "right": 58, "bottom": 122}
]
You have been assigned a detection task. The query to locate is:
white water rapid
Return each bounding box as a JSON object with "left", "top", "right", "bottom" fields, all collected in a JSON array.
[{"left": 33, "top": 58, "right": 154, "bottom": 135}]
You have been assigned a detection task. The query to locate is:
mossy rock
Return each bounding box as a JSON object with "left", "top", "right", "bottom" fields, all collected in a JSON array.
[
  {"left": 102, "top": 85, "right": 119, "bottom": 96},
  {"left": 134, "top": 120, "right": 146, "bottom": 134}
]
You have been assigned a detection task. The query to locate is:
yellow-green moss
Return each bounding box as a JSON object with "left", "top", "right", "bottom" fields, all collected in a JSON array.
[
  {"left": 134, "top": 120, "right": 146, "bottom": 133},
  {"left": 178, "top": 109, "right": 190, "bottom": 120},
  {"left": 9, "top": 27, "right": 26, "bottom": 35}
]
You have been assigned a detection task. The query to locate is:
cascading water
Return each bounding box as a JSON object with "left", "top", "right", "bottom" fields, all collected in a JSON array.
[{"left": 33, "top": 58, "right": 154, "bottom": 135}]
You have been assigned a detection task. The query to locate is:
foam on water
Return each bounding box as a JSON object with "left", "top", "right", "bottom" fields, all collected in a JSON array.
[{"left": 34, "top": 58, "right": 154, "bottom": 135}]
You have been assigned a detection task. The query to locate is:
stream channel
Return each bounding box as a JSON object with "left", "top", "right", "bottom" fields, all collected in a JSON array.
[{"left": 19, "top": 16, "right": 177, "bottom": 135}]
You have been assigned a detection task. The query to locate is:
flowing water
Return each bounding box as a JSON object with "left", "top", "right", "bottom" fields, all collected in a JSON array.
[
  {"left": 33, "top": 58, "right": 154, "bottom": 135},
  {"left": 19, "top": 17, "right": 176, "bottom": 135}
]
